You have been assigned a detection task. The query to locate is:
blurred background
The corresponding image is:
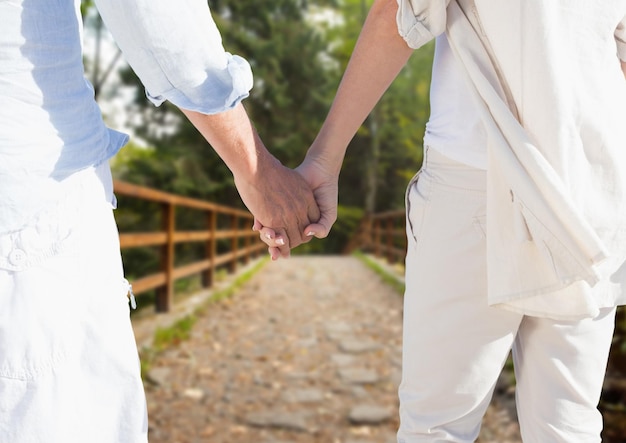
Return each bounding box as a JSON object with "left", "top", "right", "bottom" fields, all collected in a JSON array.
[
  {"left": 81, "top": 0, "right": 431, "bottom": 252},
  {"left": 80, "top": 0, "right": 626, "bottom": 441}
]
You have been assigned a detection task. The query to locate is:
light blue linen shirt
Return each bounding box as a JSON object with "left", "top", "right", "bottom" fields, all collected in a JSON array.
[{"left": 0, "top": 0, "right": 253, "bottom": 233}]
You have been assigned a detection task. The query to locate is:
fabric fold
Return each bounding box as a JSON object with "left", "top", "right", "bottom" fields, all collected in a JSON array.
[{"left": 397, "top": 0, "right": 626, "bottom": 319}]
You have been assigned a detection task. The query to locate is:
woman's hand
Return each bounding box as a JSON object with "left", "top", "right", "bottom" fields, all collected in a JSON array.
[
  {"left": 296, "top": 156, "right": 338, "bottom": 241},
  {"left": 254, "top": 156, "right": 339, "bottom": 260}
]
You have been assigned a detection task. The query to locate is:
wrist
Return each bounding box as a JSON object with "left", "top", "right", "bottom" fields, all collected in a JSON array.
[
  {"left": 233, "top": 133, "right": 280, "bottom": 186},
  {"left": 306, "top": 137, "right": 345, "bottom": 177}
]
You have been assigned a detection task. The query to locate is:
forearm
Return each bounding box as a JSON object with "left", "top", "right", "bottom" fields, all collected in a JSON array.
[
  {"left": 622, "top": 60, "right": 626, "bottom": 79},
  {"left": 180, "top": 104, "right": 276, "bottom": 183},
  {"left": 182, "top": 103, "right": 320, "bottom": 247},
  {"left": 307, "top": 0, "right": 413, "bottom": 174}
]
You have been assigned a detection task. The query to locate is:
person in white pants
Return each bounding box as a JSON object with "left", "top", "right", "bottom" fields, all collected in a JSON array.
[
  {"left": 1, "top": 0, "right": 319, "bottom": 441},
  {"left": 401, "top": 147, "right": 616, "bottom": 441},
  {"left": 258, "top": 0, "right": 626, "bottom": 441}
]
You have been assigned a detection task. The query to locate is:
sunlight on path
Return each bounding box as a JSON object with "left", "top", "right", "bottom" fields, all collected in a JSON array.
[{"left": 140, "top": 255, "right": 520, "bottom": 443}]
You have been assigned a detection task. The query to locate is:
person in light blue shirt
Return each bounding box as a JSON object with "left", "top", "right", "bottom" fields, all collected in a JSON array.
[{"left": 0, "top": 0, "right": 319, "bottom": 441}]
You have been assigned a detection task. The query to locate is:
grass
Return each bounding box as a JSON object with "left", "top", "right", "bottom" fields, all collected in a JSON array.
[
  {"left": 152, "top": 315, "right": 197, "bottom": 350},
  {"left": 353, "top": 250, "right": 405, "bottom": 295}
]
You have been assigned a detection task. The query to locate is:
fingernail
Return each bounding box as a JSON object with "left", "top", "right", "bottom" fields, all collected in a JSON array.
[
  {"left": 265, "top": 233, "right": 272, "bottom": 240},
  {"left": 276, "top": 238, "right": 285, "bottom": 246},
  {"left": 306, "top": 231, "right": 315, "bottom": 237}
]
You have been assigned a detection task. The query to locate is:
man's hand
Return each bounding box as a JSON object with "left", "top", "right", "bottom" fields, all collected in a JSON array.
[
  {"left": 179, "top": 105, "right": 320, "bottom": 257},
  {"left": 255, "top": 155, "right": 339, "bottom": 260},
  {"left": 234, "top": 154, "right": 320, "bottom": 258}
]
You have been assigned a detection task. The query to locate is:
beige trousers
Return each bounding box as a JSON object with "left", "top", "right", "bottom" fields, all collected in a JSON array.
[{"left": 397, "top": 148, "right": 616, "bottom": 442}]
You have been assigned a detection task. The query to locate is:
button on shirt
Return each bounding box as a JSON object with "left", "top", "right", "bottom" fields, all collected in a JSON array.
[
  {"left": 397, "top": 0, "right": 626, "bottom": 319},
  {"left": 0, "top": 0, "right": 253, "bottom": 235}
]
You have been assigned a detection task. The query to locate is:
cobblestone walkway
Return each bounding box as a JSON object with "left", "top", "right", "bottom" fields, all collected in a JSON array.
[{"left": 140, "top": 256, "right": 521, "bottom": 443}]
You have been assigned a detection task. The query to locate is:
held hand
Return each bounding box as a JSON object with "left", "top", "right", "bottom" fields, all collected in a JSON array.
[
  {"left": 178, "top": 106, "right": 320, "bottom": 254},
  {"left": 234, "top": 155, "right": 320, "bottom": 255},
  {"left": 255, "top": 155, "right": 338, "bottom": 260},
  {"left": 252, "top": 219, "right": 291, "bottom": 261},
  {"left": 296, "top": 156, "right": 338, "bottom": 240}
]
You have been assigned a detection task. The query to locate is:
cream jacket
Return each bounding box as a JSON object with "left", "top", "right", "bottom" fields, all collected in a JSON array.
[{"left": 397, "top": 0, "right": 626, "bottom": 319}]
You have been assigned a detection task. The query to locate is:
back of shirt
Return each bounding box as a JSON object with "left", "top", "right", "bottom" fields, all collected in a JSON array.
[
  {"left": 0, "top": 0, "right": 126, "bottom": 232},
  {"left": 425, "top": 34, "right": 487, "bottom": 169},
  {"left": 474, "top": 0, "right": 626, "bottom": 176},
  {"left": 472, "top": 0, "right": 626, "bottom": 232},
  {"left": 420, "top": 0, "right": 626, "bottom": 178}
]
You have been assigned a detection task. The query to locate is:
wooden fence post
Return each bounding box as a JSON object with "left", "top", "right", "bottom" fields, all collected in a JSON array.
[
  {"left": 244, "top": 223, "right": 251, "bottom": 265},
  {"left": 156, "top": 202, "right": 175, "bottom": 312},
  {"left": 203, "top": 210, "right": 216, "bottom": 288},
  {"left": 385, "top": 217, "right": 394, "bottom": 263},
  {"left": 230, "top": 214, "right": 238, "bottom": 273},
  {"left": 373, "top": 219, "right": 381, "bottom": 258}
]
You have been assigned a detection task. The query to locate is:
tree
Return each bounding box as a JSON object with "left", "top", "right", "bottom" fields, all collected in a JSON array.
[
  {"left": 81, "top": 0, "right": 122, "bottom": 101},
  {"left": 326, "top": 0, "right": 433, "bottom": 213},
  {"left": 87, "top": 0, "right": 434, "bottom": 253},
  {"left": 113, "top": 0, "right": 338, "bottom": 204}
]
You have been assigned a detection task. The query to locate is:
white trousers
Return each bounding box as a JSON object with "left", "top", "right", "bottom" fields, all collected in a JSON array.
[
  {"left": 397, "top": 148, "right": 616, "bottom": 443},
  {"left": 0, "top": 163, "right": 148, "bottom": 443}
]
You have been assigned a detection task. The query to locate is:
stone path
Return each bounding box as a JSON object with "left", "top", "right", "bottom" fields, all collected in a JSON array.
[{"left": 139, "top": 256, "right": 521, "bottom": 443}]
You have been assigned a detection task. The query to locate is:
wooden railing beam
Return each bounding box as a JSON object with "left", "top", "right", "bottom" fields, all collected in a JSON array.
[
  {"left": 353, "top": 209, "right": 406, "bottom": 266},
  {"left": 113, "top": 180, "right": 260, "bottom": 313}
]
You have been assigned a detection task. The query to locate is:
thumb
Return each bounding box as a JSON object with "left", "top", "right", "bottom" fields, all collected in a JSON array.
[
  {"left": 304, "top": 223, "right": 326, "bottom": 239},
  {"left": 303, "top": 210, "right": 336, "bottom": 239}
]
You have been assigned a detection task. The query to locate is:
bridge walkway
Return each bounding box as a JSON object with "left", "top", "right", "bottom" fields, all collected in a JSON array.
[{"left": 134, "top": 255, "right": 521, "bottom": 443}]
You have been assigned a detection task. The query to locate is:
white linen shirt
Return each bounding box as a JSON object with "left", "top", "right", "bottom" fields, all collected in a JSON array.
[
  {"left": 0, "top": 0, "right": 252, "bottom": 235},
  {"left": 397, "top": 0, "right": 626, "bottom": 319}
]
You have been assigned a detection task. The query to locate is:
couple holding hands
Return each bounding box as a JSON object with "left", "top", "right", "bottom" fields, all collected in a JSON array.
[{"left": 2, "top": 0, "right": 626, "bottom": 441}]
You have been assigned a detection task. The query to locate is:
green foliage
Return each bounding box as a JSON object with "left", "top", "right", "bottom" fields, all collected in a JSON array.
[
  {"left": 80, "top": 0, "right": 94, "bottom": 18},
  {"left": 91, "top": 0, "right": 434, "bottom": 254},
  {"left": 354, "top": 251, "right": 405, "bottom": 295},
  {"left": 153, "top": 315, "right": 197, "bottom": 350},
  {"left": 216, "top": 0, "right": 340, "bottom": 166},
  {"left": 322, "top": 0, "right": 433, "bottom": 213},
  {"left": 372, "top": 42, "right": 433, "bottom": 209},
  {"left": 112, "top": 1, "right": 339, "bottom": 206},
  {"left": 614, "top": 307, "right": 626, "bottom": 357}
]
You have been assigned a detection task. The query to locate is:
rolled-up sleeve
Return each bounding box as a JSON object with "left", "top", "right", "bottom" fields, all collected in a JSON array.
[
  {"left": 616, "top": 14, "right": 626, "bottom": 61},
  {"left": 94, "top": 0, "right": 253, "bottom": 115},
  {"left": 396, "top": 0, "right": 449, "bottom": 49}
]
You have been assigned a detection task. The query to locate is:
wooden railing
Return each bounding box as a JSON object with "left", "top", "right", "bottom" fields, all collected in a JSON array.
[
  {"left": 350, "top": 209, "right": 406, "bottom": 265},
  {"left": 114, "top": 180, "right": 264, "bottom": 313}
]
